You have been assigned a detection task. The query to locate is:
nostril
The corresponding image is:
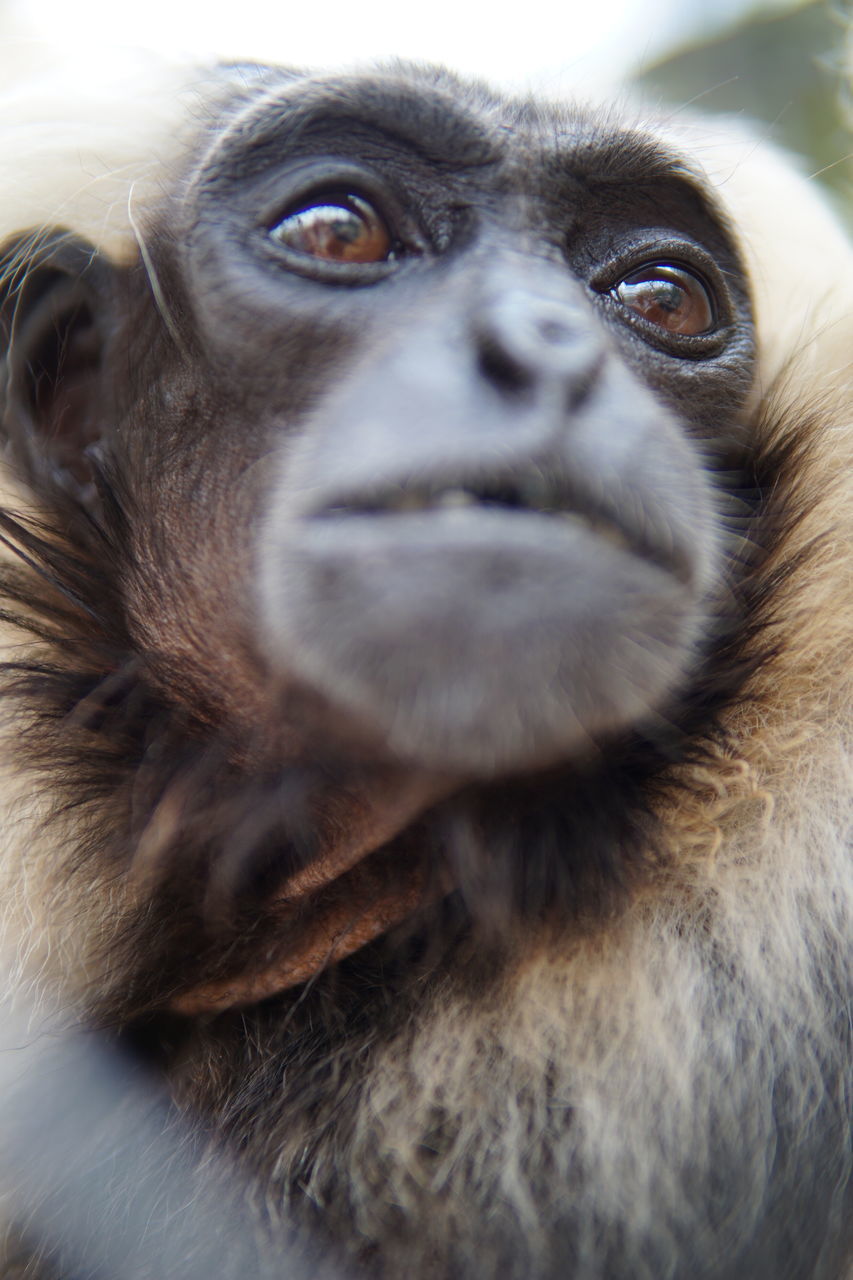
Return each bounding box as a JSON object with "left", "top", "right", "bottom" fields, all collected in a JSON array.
[
  {"left": 477, "top": 338, "right": 534, "bottom": 397},
  {"left": 473, "top": 290, "right": 603, "bottom": 406}
]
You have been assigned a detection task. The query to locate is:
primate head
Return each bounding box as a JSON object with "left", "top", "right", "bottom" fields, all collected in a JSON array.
[
  {"left": 0, "top": 52, "right": 851, "bottom": 1280},
  {"left": 1, "top": 68, "right": 752, "bottom": 762},
  {"left": 0, "top": 63, "right": 844, "bottom": 1011}
]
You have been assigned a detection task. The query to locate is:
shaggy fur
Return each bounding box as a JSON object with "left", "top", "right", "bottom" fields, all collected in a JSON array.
[{"left": 0, "top": 52, "right": 850, "bottom": 1280}]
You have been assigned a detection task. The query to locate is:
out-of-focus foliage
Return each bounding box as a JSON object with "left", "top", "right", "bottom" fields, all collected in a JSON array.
[{"left": 637, "top": 0, "right": 851, "bottom": 217}]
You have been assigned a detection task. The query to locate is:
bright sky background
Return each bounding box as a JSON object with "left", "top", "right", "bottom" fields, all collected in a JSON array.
[{"left": 4, "top": 0, "right": 806, "bottom": 91}]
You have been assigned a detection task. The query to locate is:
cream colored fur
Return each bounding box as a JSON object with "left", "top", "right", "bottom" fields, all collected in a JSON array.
[{"left": 0, "top": 47, "right": 849, "bottom": 1279}]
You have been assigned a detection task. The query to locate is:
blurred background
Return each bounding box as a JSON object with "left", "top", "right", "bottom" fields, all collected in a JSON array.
[{"left": 1, "top": 0, "right": 849, "bottom": 213}]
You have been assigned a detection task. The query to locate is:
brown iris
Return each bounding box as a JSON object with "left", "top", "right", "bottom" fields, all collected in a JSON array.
[
  {"left": 613, "top": 265, "right": 714, "bottom": 335},
  {"left": 270, "top": 194, "right": 392, "bottom": 264}
]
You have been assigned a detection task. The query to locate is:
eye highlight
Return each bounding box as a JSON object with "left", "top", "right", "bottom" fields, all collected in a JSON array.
[
  {"left": 270, "top": 194, "right": 392, "bottom": 264},
  {"left": 612, "top": 264, "right": 715, "bottom": 336}
]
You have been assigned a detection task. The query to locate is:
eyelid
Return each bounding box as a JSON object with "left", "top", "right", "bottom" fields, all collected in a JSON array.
[
  {"left": 269, "top": 188, "right": 381, "bottom": 232},
  {"left": 588, "top": 236, "right": 720, "bottom": 293}
]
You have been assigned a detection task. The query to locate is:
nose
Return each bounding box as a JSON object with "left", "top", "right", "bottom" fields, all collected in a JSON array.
[{"left": 472, "top": 288, "right": 605, "bottom": 406}]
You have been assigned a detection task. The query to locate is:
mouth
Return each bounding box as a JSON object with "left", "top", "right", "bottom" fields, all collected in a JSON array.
[
  {"left": 314, "top": 471, "right": 687, "bottom": 583},
  {"left": 258, "top": 484, "right": 702, "bottom": 777}
]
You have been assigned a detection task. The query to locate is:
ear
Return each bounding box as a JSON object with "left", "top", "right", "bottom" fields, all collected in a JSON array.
[{"left": 0, "top": 231, "right": 117, "bottom": 502}]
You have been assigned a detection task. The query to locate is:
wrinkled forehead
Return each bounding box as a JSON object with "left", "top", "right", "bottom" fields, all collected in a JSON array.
[
  {"left": 187, "top": 64, "right": 853, "bottom": 391},
  {"left": 194, "top": 65, "right": 717, "bottom": 206}
]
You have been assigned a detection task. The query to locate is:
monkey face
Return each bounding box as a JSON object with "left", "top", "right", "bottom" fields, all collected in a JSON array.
[
  {"left": 166, "top": 72, "right": 755, "bottom": 776},
  {"left": 0, "top": 71, "right": 756, "bottom": 784},
  {"left": 0, "top": 66, "right": 759, "bottom": 1005},
  {"left": 0, "top": 56, "right": 850, "bottom": 1280}
]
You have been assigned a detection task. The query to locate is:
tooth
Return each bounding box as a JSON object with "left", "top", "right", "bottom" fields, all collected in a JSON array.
[
  {"left": 556, "top": 511, "right": 629, "bottom": 551},
  {"left": 435, "top": 489, "right": 476, "bottom": 509},
  {"left": 395, "top": 492, "right": 428, "bottom": 512}
]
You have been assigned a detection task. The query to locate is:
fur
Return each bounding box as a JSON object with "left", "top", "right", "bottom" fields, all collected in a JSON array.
[{"left": 0, "top": 52, "right": 850, "bottom": 1280}]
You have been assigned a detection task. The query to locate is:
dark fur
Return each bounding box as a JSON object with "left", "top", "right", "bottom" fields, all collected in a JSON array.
[{"left": 0, "top": 62, "right": 849, "bottom": 1279}]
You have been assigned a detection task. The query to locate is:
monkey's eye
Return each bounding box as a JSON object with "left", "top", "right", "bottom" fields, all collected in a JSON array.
[
  {"left": 269, "top": 194, "right": 393, "bottom": 264},
  {"left": 612, "top": 265, "right": 714, "bottom": 335}
]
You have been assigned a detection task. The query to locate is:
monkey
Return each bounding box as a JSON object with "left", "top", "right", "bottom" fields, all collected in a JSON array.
[{"left": 0, "top": 48, "right": 849, "bottom": 1280}]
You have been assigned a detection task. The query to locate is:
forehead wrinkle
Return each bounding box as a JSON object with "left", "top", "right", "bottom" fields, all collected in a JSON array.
[{"left": 221, "top": 74, "right": 505, "bottom": 173}]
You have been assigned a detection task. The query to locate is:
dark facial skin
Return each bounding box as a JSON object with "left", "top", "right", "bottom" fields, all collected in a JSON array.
[{"left": 103, "top": 70, "right": 754, "bottom": 781}]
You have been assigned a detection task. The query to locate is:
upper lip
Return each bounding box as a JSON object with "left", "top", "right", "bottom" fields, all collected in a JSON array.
[{"left": 309, "top": 471, "right": 690, "bottom": 582}]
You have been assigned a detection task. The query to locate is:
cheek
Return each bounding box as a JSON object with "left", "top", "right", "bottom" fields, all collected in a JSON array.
[
  {"left": 119, "top": 447, "right": 279, "bottom": 745},
  {"left": 614, "top": 338, "right": 756, "bottom": 445},
  {"left": 185, "top": 232, "right": 374, "bottom": 402}
]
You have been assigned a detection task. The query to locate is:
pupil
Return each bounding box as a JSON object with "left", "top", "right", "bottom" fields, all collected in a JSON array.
[
  {"left": 612, "top": 266, "right": 713, "bottom": 335},
  {"left": 645, "top": 281, "right": 683, "bottom": 313},
  {"left": 287, "top": 205, "right": 364, "bottom": 251},
  {"left": 326, "top": 210, "right": 361, "bottom": 243}
]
